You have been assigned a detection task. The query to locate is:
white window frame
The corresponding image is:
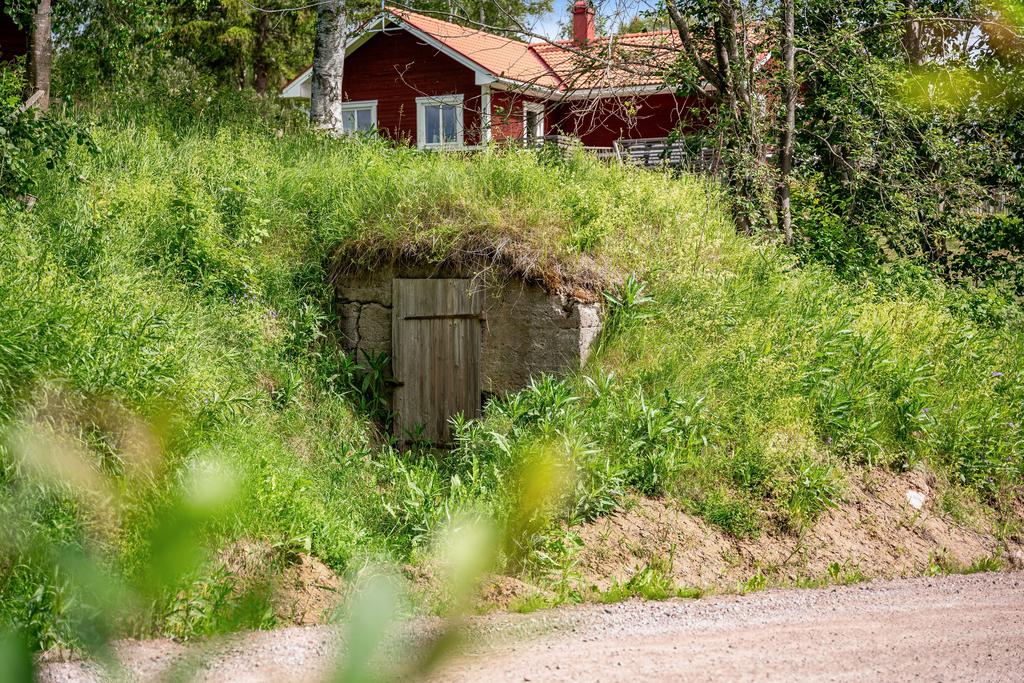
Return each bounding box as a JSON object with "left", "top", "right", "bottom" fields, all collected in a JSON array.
[
  {"left": 416, "top": 94, "right": 465, "bottom": 150},
  {"left": 523, "top": 102, "right": 545, "bottom": 144},
  {"left": 339, "top": 100, "right": 378, "bottom": 134}
]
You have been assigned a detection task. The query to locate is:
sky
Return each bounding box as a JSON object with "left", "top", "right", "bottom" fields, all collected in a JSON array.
[
  {"left": 525, "top": 0, "right": 660, "bottom": 40},
  {"left": 529, "top": 9, "right": 563, "bottom": 39}
]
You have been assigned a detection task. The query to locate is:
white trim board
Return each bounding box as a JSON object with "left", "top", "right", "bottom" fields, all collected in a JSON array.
[
  {"left": 522, "top": 101, "right": 545, "bottom": 141},
  {"left": 480, "top": 84, "right": 492, "bottom": 144}
]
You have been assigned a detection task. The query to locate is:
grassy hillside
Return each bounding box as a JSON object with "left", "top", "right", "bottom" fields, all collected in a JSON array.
[{"left": 1, "top": 114, "right": 1022, "bottom": 650}]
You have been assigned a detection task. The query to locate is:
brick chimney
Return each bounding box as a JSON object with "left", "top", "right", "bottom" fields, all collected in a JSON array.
[{"left": 572, "top": 0, "right": 596, "bottom": 45}]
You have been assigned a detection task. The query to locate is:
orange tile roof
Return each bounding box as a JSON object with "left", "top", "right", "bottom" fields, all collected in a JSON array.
[
  {"left": 530, "top": 31, "right": 681, "bottom": 91},
  {"left": 385, "top": 8, "right": 692, "bottom": 92},
  {"left": 387, "top": 8, "right": 562, "bottom": 89}
]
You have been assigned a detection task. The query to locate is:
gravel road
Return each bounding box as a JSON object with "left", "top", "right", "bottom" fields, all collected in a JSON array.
[{"left": 40, "top": 572, "right": 1024, "bottom": 682}]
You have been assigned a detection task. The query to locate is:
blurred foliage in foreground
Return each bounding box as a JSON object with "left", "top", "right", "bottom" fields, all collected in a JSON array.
[{"left": 0, "top": 396, "right": 554, "bottom": 682}]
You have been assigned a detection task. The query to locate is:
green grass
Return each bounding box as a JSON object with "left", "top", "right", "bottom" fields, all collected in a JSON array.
[
  {"left": 736, "top": 573, "right": 769, "bottom": 595},
  {"left": 594, "top": 557, "right": 704, "bottom": 604},
  {"left": 508, "top": 593, "right": 555, "bottom": 613},
  {"left": 926, "top": 552, "right": 1006, "bottom": 576},
  {"left": 962, "top": 555, "right": 1005, "bottom": 574},
  {"left": 1, "top": 102, "right": 1022, "bottom": 651}
]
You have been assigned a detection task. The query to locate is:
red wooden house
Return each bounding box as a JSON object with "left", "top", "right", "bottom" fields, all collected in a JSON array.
[{"left": 281, "top": 2, "right": 714, "bottom": 151}]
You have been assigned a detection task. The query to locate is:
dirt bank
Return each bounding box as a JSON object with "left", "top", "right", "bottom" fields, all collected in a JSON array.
[{"left": 572, "top": 467, "right": 1022, "bottom": 594}]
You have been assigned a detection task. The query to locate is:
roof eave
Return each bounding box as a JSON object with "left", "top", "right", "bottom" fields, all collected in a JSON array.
[{"left": 487, "top": 76, "right": 562, "bottom": 99}]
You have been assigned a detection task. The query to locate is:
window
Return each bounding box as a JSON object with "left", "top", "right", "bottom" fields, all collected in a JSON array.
[
  {"left": 340, "top": 100, "right": 377, "bottom": 134},
  {"left": 416, "top": 95, "right": 464, "bottom": 149},
  {"left": 523, "top": 102, "right": 545, "bottom": 145}
]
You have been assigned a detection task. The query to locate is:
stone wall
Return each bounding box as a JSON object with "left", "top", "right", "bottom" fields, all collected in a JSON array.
[
  {"left": 335, "top": 265, "right": 602, "bottom": 397},
  {"left": 478, "top": 279, "right": 602, "bottom": 395},
  {"left": 336, "top": 269, "right": 394, "bottom": 365}
]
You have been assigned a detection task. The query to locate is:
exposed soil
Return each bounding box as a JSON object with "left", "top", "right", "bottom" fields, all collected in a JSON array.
[
  {"left": 274, "top": 552, "right": 344, "bottom": 624},
  {"left": 218, "top": 541, "right": 343, "bottom": 625},
  {"left": 213, "top": 467, "right": 1020, "bottom": 622},
  {"left": 478, "top": 574, "right": 545, "bottom": 610},
  {"left": 39, "top": 572, "right": 1024, "bottom": 682},
  {"left": 573, "top": 467, "right": 1021, "bottom": 592},
  {"left": 200, "top": 464, "right": 1024, "bottom": 629},
  {"left": 404, "top": 561, "right": 545, "bottom": 612},
  {"left": 38, "top": 467, "right": 1021, "bottom": 682}
]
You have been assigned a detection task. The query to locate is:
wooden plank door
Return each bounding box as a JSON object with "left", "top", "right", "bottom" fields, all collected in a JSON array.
[{"left": 392, "top": 279, "right": 482, "bottom": 446}]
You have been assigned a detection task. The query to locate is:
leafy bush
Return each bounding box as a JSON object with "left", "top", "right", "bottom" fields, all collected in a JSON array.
[
  {"left": 0, "top": 64, "right": 94, "bottom": 200},
  {"left": 781, "top": 455, "right": 841, "bottom": 529},
  {"left": 600, "top": 556, "right": 681, "bottom": 602},
  {"left": 693, "top": 489, "right": 763, "bottom": 538}
]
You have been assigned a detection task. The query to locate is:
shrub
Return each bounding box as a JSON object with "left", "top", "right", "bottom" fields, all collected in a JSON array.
[{"left": 781, "top": 455, "right": 841, "bottom": 530}]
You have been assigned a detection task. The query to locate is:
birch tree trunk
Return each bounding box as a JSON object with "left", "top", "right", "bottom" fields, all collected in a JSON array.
[
  {"left": 25, "top": 0, "right": 52, "bottom": 111},
  {"left": 777, "top": 0, "right": 796, "bottom": 244},
  {"left": 310, "top": 0, "right": 347, "bottom": 132}
]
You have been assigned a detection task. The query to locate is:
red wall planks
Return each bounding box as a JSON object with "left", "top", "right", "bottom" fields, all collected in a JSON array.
[
  {"left": 549, "top": 93, "right": 712, "bottom": 147},
  {"left": 490, "top": 90, "right": 535, "bottom": 143},
  {"left": 342, "top": 30, "right": 484, "bottom": 145}
]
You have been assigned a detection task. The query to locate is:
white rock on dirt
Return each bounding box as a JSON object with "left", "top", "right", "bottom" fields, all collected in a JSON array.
[{"left": 905, "top": 489, "right": 927, "bottom": 510}]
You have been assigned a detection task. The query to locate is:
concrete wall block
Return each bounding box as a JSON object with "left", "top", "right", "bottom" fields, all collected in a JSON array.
[
  {"left": 577, "top": 303, "right": 602, "bottom": 330},
  {"left": 485, "top": 282, "right": 579, "bottom": 329},
  {"left": 482, "top": 311, "right": 583, "bottom": 395},
  {"left": 337, "top": 269, "right": 393, "bottom": 306},
  {"left": 577, "top": 303, "right": 603, "bottom": 364},
  {"left": 338, "top": 302, "right": 361, "bottom": 351},
  {"left": 579, "top": 323, "right": 601, "bottom": 364},
  {"left": 358, "top": 303, "right": 392, "bottom": 347}
]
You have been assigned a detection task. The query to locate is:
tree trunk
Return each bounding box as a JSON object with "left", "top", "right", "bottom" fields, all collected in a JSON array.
[
  {"left": 253, "top": 10, "right": 270, "bottom": 95},
  {"left": 718, "top": 2, "right": 760, "bottom": 235},
  {"left": 665, "top": 0, "right": 769, "bottom": 235},
  {"left": 25, "top": 0, "right": 52, "bottom": 111},
  {"left": 310, "top": 0, "right": 347, "bottom": 132},
  {"left": 776, "top": 0, "right": 796, "bottom": 245},
  {"left": 902, "top": 0, "right": 923, "bottom": 67}
]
